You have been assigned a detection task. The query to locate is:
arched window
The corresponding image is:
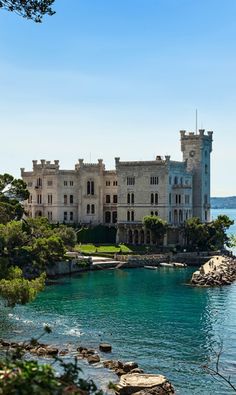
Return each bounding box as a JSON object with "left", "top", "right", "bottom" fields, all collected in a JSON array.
[
  {"left": 174, "top": 176, "right": 178, "bottom": 185},
  {"left": 112, "top": 211, "right": 117, "bottom": 223},
  {"left": 91, "top": 181, "right": 94, "bottom": 195},
  {"left": 155, "top": 193, "right": 158, "bottom": 205},
  {"left": 105, "top": 211, "right": 111, "bottom": 223},
  {"left": 87, "top": 204, "right": 90, "bottom": 214},
  {"left": 127, "top": 193, "right": 130, "bottom": 204},
  {"left": 127, "top": 211, "right": 130, "bottom": 221},
  {"left": 87, "top": 181, "right": 90, "bottom": 195},
  {"left": 36, "top": 178, "right": 42, "bottom": 187},
  {"left": 155, "top": 211, "right": 158, "bottom": 216},
  {"left": 151, "top": 193, "right": 154, "bottom": 204},
  {"left": 131, "top": 193, "right": 134, "bottom": 204},
  {"left": 151, "top": 211, "right": 154, "bottom": 216},
  {"left": 131, "top": 211, "right": 134, "bottom": 221},
  {"left": 91, "top": 204, "right": 95, "bottom": 214}
]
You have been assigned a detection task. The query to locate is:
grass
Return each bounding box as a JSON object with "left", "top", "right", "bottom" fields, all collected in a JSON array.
[{"left": 74, "top": 244, "right": 156, "bottom": 255}]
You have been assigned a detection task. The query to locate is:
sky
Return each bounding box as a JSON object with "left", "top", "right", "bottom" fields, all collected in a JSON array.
[{"left": 0, "top": 0, "right": 236, "bottom": 196}]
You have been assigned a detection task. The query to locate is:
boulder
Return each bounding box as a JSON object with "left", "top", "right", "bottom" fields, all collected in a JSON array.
[
  {"left": 45, "top": 346, "right": 59, "bottom": 356},
  {"left": 116, "top": 373, "right": 175, "bottom": 395},
  {"left": 36, "top": 347, "right": 47, "bottom": 356},
  {"left": 130, "top": 368, "right": 144, "bottom": 374},
  {"left": 87, "top": 354, "right": 100, "bottom": 364},
  {"left": 99, "top": 342, "right": 112, "bottom": 352},
  {"left": 123, "top": 362, "right": 139, "bottom": 373}
]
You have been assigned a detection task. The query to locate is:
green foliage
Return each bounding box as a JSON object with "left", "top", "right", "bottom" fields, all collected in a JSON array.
[
  {"left": 77, "top": 225, "right": 116, "bottom": 244},
  {"left": 182, "top": 215, "right": 234, "bottom": 251},
  {"left": 0, "top": 270, "right": 45, "bottom": 307},
  {"left": 143, "top": 215, "right": 168, "bottom": 244},
  {"left": 0, "top": 0, "right": 55, "bottom": 23},
  {"left": 0, "top": 174, "right": 29, "bottom": 224},
  {"left": 54, "top": 225, "right": 77, "bottom": 248}
]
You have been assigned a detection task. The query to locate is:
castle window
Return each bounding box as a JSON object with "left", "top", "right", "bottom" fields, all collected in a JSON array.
[
  {"left": 185, "top": 195, "right": 190, "bottom": 204},
  {"left": 64, "top": 212, "right": 67, "bottom": 221},
  {"left": 70, "top": 181, "right": 74, "bottom": 186},
  {"left": 151, "top": 193, "right": 154, "bottom": 204},
  {"left": 112, "top": 211, "right": 117, "bottom": 223},
  {"left": 205, "top": 164, "right": 208, "bottom": 174},
  {"left": 64, "top": 180, "right": 68, "bottom": 186},
  {"left": 131, "top": 211, "right": 134, "bottom": 221},
  {"left": 106, "top": 195, "right": 110, "bottom": 203},
  {"left": 70, "top": 195, "right": 73, "bottom": 204},
  {"left": 180, "top": 177, "right": 183, "bottom": 185},
  {"left": 106, "top": 181, "right": 110, "bottom": 186},
  {"left": 37, "top": 194, "right": 42, "bottom": 204},
  {"left": 48, "top": 194, "right": 52, "bottom": 205},
  {"left": 87, "top": 204, "right": 90, "bottom": 214},
  {"left": 155, "top": 193, "right": 158, "bottom": 205},
  {"left": 127, "top": 211, "right": 130, "bottom": 221},
  {"left": 64, "top": 195, "right": 67, "bottom": 205},
  {"left": 174, "top": 176, "right": 178, "bottom": 185},
  {"left": 131, "top": 193, "right": 134, "bottom": 204},
  {"left": 47, "top": 180, "right": 53, "bottom": 187},
  {"left": 169, "top": 211, "right": 172, "bottom": 222},
  {"left": 36, "top": 178, "right": 42, "bottom": 187},
  {"left": 113, "top": 195, "right": 118, "bottom": 204},
  {"left": 91, "top": 181, "right": 94, "bottom": 195},
  {"left": 169, "top": 176, "right": 172, "bottom": 185},
  {"left": 127, "top": 177, "right": 135, "bottom": 186},
  {"left": 150, "top": 176, "right": 159, "bottom": 185},
  {"left": 175, "top": 194, "right": 178, "bottom": 204},
  {"left": 87, "top": 181, "right": 90, "bottom": 195},
  {"left": 91, "top": 204, "right": 95, "bottom": 214},
  {"left": 105, "top": 211, "right": 111, "bottom": 223},
  {"left": 47, "top": 211, "right": 52, "bottom": 221},
  {"left": 113, "top": 180, "right": 117, "bottom": 186},
  {"left": 169, "top": 193, "right": 172, "bottom": 205},
  {"left": 179, "top": 194, "right": 181, "bottom": 204},
  {"left": 205, "top": 210, "right": 208, "bottom": 221},
  {"left": 155, "top": 211, "right": 158, "bottom": 216},
  {"left": 151, "top": 211, "right": 154, "bottom": 216},
  {"left": 127, "top": 193, "right": 130, "bottom": 204},
  {"left": 70, "top": 212, "right": 74, "bottom": 221}
]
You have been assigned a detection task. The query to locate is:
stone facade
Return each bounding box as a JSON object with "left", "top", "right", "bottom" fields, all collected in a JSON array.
[{"left": 21, "top": 129, "right": 213, "bottom": 244}]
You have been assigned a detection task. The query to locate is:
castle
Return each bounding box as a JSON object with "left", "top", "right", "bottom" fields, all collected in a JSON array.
[{"left": 21, "top": 129, "right": 213, "bottom": 245}]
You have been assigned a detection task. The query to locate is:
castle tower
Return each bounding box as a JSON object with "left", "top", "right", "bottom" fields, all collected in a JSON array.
[{"left": 180, "top": 129, "right": 213, "bottom": 222}]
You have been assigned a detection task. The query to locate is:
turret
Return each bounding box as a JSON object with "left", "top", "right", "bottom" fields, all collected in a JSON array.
[{"left": 180, "top": 129, "right": 213, "bottom": 222}]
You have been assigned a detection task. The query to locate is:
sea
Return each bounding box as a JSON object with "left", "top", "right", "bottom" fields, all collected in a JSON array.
[{"left": 0, "top": 208, "right": 236, "bottom": 395}]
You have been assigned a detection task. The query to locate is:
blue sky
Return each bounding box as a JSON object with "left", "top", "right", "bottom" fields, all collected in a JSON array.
[{"left": 0, "top": 0, "right": 236, "bottom": 196}]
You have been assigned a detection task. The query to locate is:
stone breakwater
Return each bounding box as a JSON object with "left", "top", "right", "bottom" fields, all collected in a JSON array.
[
  {"left": 191, "top": 255, "right": 236, "bottom": 286},
  {"left": 0, "top": 340, "right": 175, "bottom": 394}
]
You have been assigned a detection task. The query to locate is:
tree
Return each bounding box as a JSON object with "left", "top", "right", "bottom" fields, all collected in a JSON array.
[
  {"left": 0, "top": 174, "right": 29, "bottom": 224},
  {"left": 0, "top": 0, "right": 55, "bottom": 23},
  {"left": 182, "top": 215, "right": 234, "bottom": 251},
  {"left": 54, "top": 225, "right": 77, "bottom": 249},
  {"left": 143, "top": 215, "right": 168, "bottom": 245}
]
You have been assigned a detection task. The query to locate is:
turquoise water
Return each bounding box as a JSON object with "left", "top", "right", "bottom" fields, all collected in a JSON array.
[{"left": 0, "top": 208, "right": 236, "bottom": 394}]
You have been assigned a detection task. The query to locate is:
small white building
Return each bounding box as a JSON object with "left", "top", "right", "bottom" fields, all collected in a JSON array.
[{"left": 21, "top": 129, "right": 212, "bottom": 244}]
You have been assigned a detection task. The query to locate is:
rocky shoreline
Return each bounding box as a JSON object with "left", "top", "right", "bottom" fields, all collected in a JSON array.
[
  {"left": 0, "top": 339, "right": 175, "bottom": 394},
  {"left": 191, "top": 255, "right": 236, "bottom": 286}
]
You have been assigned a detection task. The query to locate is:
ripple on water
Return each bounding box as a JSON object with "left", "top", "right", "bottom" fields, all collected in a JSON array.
[{"left": 1, "top": 268, "right": 236, "bottom": 395}]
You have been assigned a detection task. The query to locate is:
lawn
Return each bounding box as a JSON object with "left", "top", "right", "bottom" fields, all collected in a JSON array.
[{"left": 74, "top": 244, "right": 152, "bottom": 254}]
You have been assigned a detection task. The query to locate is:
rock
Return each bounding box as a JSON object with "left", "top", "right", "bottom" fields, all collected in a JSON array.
[
  {"left": 1, "top": 340, "right": 11, "bottom": 347},
  {"left": 130, "top": 368, "right": 144, "bottom": 374},
  {"left": 99, "top": 342, "right": 112, "bottom": 352},
  {"left": 123, "top": 362, "right": 139, "bottom": 373},
  {"left": 87, "top": 354, "right": 100, "bottom": 364},
  {"left": 87, "top": 348, "right": 96, "bottom": 355},
  {"left": 77, "top": 346, "right": 87, "bottom": 353},
  {"left": 59, "top": 349, "right": 69, "bottom": 356},
  {"left": 36, "top": 347, "right": 47, "bottom": 356},
  {"left": 116, "top": 373, "right": 175, "bottom": 395},
  {"left": 103, "top": 360, "right": 124, "bottom": 371},
  {"left": 45, "top": 346, "right": 59, "bottom": 356}
]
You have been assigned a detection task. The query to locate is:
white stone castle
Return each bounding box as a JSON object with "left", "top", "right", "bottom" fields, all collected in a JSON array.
[{"left": 21, "top": 129, "right": 213, "bottom": 244}]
